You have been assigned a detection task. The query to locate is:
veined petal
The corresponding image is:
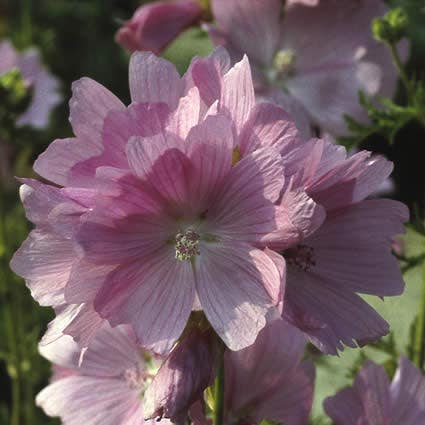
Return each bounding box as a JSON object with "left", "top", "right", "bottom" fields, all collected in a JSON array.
[
  {"left": 94, "top": 246, "right": 195, "bottom": 354},
  {"left": 129, "top": 52, "right": 183, "bottom": 108},
  {"left": 195, "top": 241, "right": 279, "bottom": 350}
]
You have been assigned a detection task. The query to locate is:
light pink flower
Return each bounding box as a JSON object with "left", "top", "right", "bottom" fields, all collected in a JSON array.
[
  {"left": 116, "top": 0, "right": 204, "bottom": 54},
  {"left": 324, "top": 357, "right": 425, "bottom": 425},
  {"left": 12, "top": 52, "right": 316, "bottom": 354},
  {"left": 36, "top": 323, "right": 166, "bottom": 425},
  {"left": 208, "top": 0, "right": 407, "bottom": 136},
  {"left": 223, "top": 320, "right": 314, "bottom": 425},
  {"left": 264, "top": 138, "right": 408, "bottom": 353},
  {"left": 0, "top": 40, "right": 60, "bottom": 128}
]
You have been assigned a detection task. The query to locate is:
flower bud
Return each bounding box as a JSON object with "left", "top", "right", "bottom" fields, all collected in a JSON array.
[
  {"left": 372, "top": 8, "right": 408, "bottom": 44},
  {"left": 115, "top": 0, "right": 204, "bottom": 54},
  {"left": 143, "top": 327, "right": 219, "bottom": 424}
]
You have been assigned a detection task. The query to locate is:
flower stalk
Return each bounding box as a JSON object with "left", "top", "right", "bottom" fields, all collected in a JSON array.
[
  {"left": 213, "top": 353, "right": 225, "bottom": 425},
  {"left": 413, "top": 262, "right": 425, "bottom": 371}
]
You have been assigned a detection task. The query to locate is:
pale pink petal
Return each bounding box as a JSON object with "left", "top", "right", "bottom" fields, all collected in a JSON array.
[
  {"left": 10, "top": 230, "right": 74, "bottom": 306},
  {"left": 211, "top": 0, "right": 282, "bottom": 65},
  {"left": 208, "top": 148, "right": 284, "bottom": 242},
  {"left": 195, "top": 242, "right": 279, "bottom": 350},
  {"left": 129, "top": 52, "right": 184, "bottom": 108},
  {"left": 188, "top": 47, "right": 230, "bottom": 107},
  {"left": 77, "top": 324, "right": 141, "bottom": 377},
  {"left": 69, "top": 77, "right": 125, "bottom": 148},
  {"left": 263, "top": 189, "right": 326, "bottom": 250},
  {"left": 285, "top": 267, "right": 390, "bottom": 354},
  {"left": 225, "top": 320, "right": 313, "bottom": 425},
  {"left": 63, "top": 303, "right": 106, "bottom": 349},
  {"left": 305, "top": 199, "right": 407, "bottom": 296},
  {"left": 220, "top": 55, "right": 255, "bottom": 134},
  {"left": 186, "top": 114, "right": 234, "bottom": 210},
  {"left": 64, "top": 260, "right": 116, "bottom": 304},
  {"left": 390, "top": 357, "right": 425, "bottom": 425},
  {"left": 238, "top": 101, "right": 300, "bottom": 155},
  {"left": 166, "top": 86, "right": 201, "bottom": 139},
  {"left": 94, "top": 247, "right": 195, "bottom": 354},
  {"left": 34, "top": 137, "right": 101, "bottom": 186},
  {"left": 308, "top": 151, "right": 394, "bottom": 210},
  {"left": 75, "top": 102, "right": 171, "bottom": 174},
  {"left": 36, "top": 376, "right": 143, "bottom": 425}
]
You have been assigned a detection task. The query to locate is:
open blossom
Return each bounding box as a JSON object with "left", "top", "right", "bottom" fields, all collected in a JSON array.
[
  {"left": 208, "top": 0, "right": 407, "bottom": 137},
  {"left": 324, "top": 357, "right": 425, "bottom": 425},
  {"left": 0, "top": 40, "right": 60, "bottom": 128},
  {"left": 116, "top": 0, "right": 204, "bottom": 54},
  {"left": 12, "top": 50, "right": 316, "bottom": 354},
  {"left": 36, "top": 323, "right": 166, "bottom": 425},
  {"left": 264, "top": 138, "right": 408, "bottom": 353},
  {"left": 11, "top": 49, "right": 407, "bottom": 356}
]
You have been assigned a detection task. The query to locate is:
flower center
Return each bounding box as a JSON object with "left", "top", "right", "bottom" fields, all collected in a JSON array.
[
  {"left": 273, "top": 49, "right": 296, "bottom": 77},
  {"left": 175, "top": 228, "right": 200, "bottom": 261},
  {"left": 123, "top": 367, "right": 147, "bottom": 391},
  {"left": 284, "top": 244, "right": 316, "bottom": 271}
]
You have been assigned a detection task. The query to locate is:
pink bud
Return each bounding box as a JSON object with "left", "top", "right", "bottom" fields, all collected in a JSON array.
[
  {"left": 143, "top": 327, "right": 219, "bottom": 424},
  {"left": 115, "top": 0, "right": 204, "bottom": 54}
]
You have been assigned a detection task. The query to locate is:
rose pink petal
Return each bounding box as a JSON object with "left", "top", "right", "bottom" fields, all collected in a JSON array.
[{"left": 115, "top": 0, "right": 203, "bottom": 54}]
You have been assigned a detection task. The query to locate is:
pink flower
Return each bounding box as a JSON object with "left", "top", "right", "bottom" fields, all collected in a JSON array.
[
  {"left": 264, "top": 138, "right": 408, "bottom": 353},
  {"left": 36, "top": 323, "right": 166, "bottom": 425},
  {"left": 116, "top": 0, "right": 204, "bottom": 54},
  {"left": 208, "top": 0, "right": 407, "bottom": 136},
  {"left": 324, "top": 357, "right": 425, "bottom": 425},
  {"left": 195, "top": 320, "right": 314, "bottom": 425},
  {"left": 12, "top": 51, "right": 315, "bottom": 354},
  {"left": 0, "top": 40, "right": 60, "bottom": 128}
]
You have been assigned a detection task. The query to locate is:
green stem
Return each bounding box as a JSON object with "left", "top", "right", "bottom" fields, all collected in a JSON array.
[
  {"left": 388, "top": 42, "right": 413, "bottom": 101},
  {"left": 213, "top": 354, "right": 225, "bottom": 425},
  {"left": 413, "top": 261, "right": 425, "bottom": 370}
]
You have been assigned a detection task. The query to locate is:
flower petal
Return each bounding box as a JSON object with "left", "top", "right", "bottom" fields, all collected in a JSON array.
[
  {"left": 195, "top": 242, "right": 279, "bottom": 350},
  {"left": 129, "top": 52, "right": 183, "bottom": 108}
]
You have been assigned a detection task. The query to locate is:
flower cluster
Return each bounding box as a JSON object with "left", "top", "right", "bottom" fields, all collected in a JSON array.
[{"left": 11, "top": 46, "right": 409, "bottom": 423}]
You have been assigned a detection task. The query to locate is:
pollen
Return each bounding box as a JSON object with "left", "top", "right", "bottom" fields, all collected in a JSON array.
[{"left": 175, "top": 229, "right": 200, "bottom": 261}]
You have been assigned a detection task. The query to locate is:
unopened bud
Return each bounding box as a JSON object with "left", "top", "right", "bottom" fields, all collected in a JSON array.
[{"left": 372, "top": 8, "right": 408, "bottom": 44}]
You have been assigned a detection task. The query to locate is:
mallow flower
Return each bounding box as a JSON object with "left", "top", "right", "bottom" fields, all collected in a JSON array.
[
  {"left": 324, "top": 357, "right": 425, "bottom": 425},
  {"left": 207, "top": 0, "right": 407, "bottom": 137},
  {"left": 0, "top": 40, "right": 60, "bottom": 128},
  {"left": 12, "top": 51, "right": 313, "bottom": 354},
  {"left": 264, "top": 138, "right": 408, "bottom": 353},
  {"left": 36, "top": 323, "right": 166, "bottom": 425}
]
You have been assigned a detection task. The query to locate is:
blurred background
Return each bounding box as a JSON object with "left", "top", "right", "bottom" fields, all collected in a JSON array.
[{"left": 0, "top": 1, "right": 424, "bottom": 424}]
